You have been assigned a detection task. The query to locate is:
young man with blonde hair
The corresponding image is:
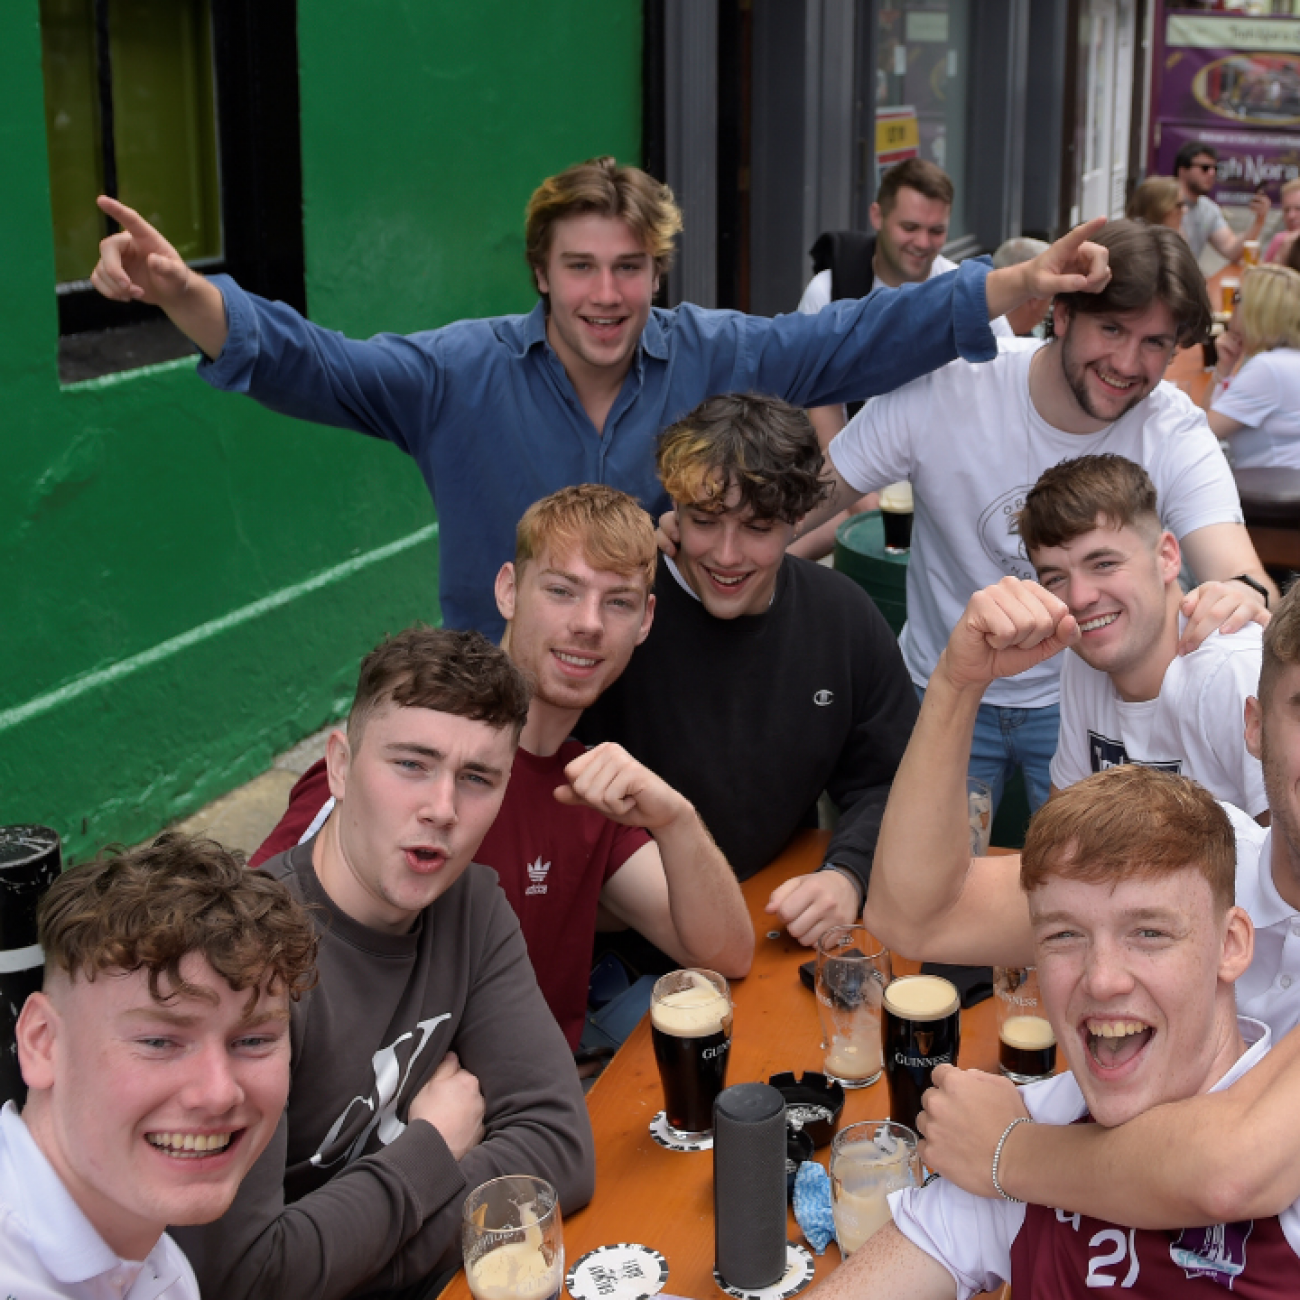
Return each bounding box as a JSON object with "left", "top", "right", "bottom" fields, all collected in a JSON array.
[
  {"left": 8, "top": 834, "right": 318, "bottom": 1298},
  {"left": 254, "top": 485, "right": 753, "bottom": 1053},
  {"left": 90, "top": 157, "right": 1108, "bottom": 636},
  {"left": 858, "top": 580, "right": 1300, "bottom": 1254},
  {"left": 810, "top": 766, "right": 1300, "bottom": 1298},
  {"left": 177, "top": 627, "right": 595, "bottom": 1300},
  {"left": 584, "top": 393, "right": 917, "bottom": 945}
]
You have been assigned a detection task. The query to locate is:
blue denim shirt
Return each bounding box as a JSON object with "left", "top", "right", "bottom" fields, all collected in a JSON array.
[{"left": 201, "top": 265, "right": 994, "bottom": 634}]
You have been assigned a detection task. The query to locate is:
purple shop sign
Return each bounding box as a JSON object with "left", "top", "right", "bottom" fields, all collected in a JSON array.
[
  {"left": 1159, "top": 13, "right": 1300, "bottom": 131},
  {"left": 1154, "top": 121, "right": 1300, "bottom": 207}
]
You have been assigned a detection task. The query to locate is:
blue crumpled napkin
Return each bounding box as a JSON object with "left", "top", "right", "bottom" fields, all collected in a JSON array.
[{"left": 792, "top": 1161, "right": 836, "bottom": 1254}]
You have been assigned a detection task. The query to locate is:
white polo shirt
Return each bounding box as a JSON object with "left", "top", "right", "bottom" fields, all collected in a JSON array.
[
  {"left": 0, "top": 1102, "right": 198, "bottom": 1300},
  {"left": 1227, "top": 804, "right": 1300, "bottom": 1038}
]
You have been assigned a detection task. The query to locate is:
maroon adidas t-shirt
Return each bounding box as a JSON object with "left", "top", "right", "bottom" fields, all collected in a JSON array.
[{"left": 251, "top": 745, "right": 650, "bottom": 1049}]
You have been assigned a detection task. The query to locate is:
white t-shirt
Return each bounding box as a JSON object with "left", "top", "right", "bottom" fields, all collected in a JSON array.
[
  {"left": 1226, "top": 804, "right": 1300, "bottom": 1039},
  {"left": 1183, "top": 195, "right": 1229, "bottom": 260},
  {"left": 829, "top": 343, "right": 1244, "bottom": 706},
  {"left": 1212, "top": 348, "right": 1300, "bottom": 470},
  {"left": 889, "top": 1019, "right": 1299, "bottom": 1300},
  {"left": 1051, "top": 619, "right": 1266, "bottom": 817},
  {"left": 0, "top": 1102, "right": 199, "bottom": 1299},
  {"left": 798, "top": 259, "right": 1015, "bottom": 337}
]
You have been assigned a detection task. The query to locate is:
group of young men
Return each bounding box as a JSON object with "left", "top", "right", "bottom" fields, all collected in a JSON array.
[{"left": 13, "top": 148, "right": 1297, "bottom": 1298}]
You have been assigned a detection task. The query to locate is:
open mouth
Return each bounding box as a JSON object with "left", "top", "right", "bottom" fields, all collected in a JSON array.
[
  {"left": 1094, "top": 368, "right": 1140, "bottom": 396},
  {"left": 703, "top": 568, "right": 752, "bottom": 594},
  {"left": 146, "top": 1131, "right": 237, "bottom": 1160},
  {"left": 1084, "top": 1018, "right": 1153, "bottom": 1073},
  {"left": 552, "top": 649, "right": 601, "bottom": 676},
  {"left": 1078, "top": 611, "right": 1120, "bottom": 634},
  {"left": 404, "top": 846, "right": 448, "bottom": 874},
  {"left": 581, "top": 315, "right": 626, "bottom": 340}
]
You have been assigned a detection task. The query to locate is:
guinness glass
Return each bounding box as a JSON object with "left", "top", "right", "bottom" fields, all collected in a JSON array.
[
  {"left": 651, "top": 969, "right": 733, "bottom": 1140},
  {"left": 882, "top": 975, "right": 960, "bottom": 1131},
  {"left": 994, "top": 966, "right": 1057, "bottom": 1083}
]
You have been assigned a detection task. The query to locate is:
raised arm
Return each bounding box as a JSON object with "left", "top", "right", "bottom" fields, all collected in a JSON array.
[
  {"left": 564, "top": 743, "right": 754, "bottom": 978},
  {"left": 984, "top": 217, "right": 1110, "bottom": 321},
  {"left": 1208, "top": 192, "right": 1270, "bottom": 266},
  {"left": 865, "top": 579, "right": 1078, "bottom": 966},
  {"left": 91, "top": 196, "right": 229, "bottom": 359},
  {"left": 921, "top": 1018, "right": 1300, "bottom": 1227}
]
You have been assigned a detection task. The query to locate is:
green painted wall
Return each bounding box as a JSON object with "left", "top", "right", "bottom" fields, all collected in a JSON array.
[{"left": 3, "top": 0, "right": 642, "bottom": 861}]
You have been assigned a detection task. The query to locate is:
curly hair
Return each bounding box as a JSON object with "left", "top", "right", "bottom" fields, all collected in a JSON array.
[
  {"left": 525, "top": 156, "right": 683, "bottom": 284},
  {"left": 348, "top": 625, "right": 531, "bottom": 744},
  {"left": 39, "top": 833, "right": 318, "bottom": 1010},
  {"left": 657, "top": 393, "right": 830, "bottom": 524},
  {"left": 515, "top": 485, "right": 656, "bottom": 590},
  {"left": 1021, "top": 766, "right": 1236, "bottom": 915}
]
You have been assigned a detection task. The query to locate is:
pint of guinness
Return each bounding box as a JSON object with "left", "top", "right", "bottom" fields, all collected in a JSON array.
[
  {"left": 651, "top": 969, "right": 733, "bottom": 1139},
  {"left": 994, "top": 967, "right": 1057, "bottom": 1083},
  {"left": 882, "top": 975, "right": 960, "bottom": 1131}
]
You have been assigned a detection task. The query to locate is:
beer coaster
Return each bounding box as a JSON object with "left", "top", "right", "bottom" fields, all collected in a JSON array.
[
  {"left": 566, "top": 1244, "right": 669, "bottom": 1300},
  {"left": 713, "top": 1243, "right": 815, "bottom": 1300},
  {"left": 649, "top": 1111, "right": 713, "bottom": 1152}
]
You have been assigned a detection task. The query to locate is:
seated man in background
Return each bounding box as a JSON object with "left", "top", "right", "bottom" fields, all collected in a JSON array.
[
  {"left": 792, "top": 158, "right": 1015, "bottom": 560},
  {"left": 809, "top": 765, "right": 1292, "bottom": 1299},
  {"left": 8, "top": 834, "right": 318, "bottom": 1298},
  {"left": 806, "top": 219, "right": 1275, "bottom": 816},
  {"left": 253, "top": 486, "right": 753, "bottom": 1053},
  {"left": 175, "top": 627, "right": 595, "bottom": 1300},
  {"left": 863, "top": 579, "right": 1300, "bottom": 1244},
  {"left": 992, "top": 237, "right": 1052, "bottom": 337},
  {"left": 582, "top": 393, "right": 918, "bottom": 947},
  {"left": 1021, "top": 453, "right": 1267, "bottom": 821}
]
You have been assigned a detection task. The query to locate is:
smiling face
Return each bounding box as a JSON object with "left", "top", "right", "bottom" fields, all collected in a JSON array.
[
  {"left": 1054, "top": 299, "right": 1179, "bottom": 428},
  {"left": 1030, "top": 519, "right": 1180, "bottom": 701},
  {"left": 17, "top": 955, "right": 291, "bottom": 1261},
  {"left": 497, "top": 546, "right": 653, "bottom": 714},
  {"left": 871, "top": 187, "right": 951, "bottom": 287},
  {"left": 320, "top": 703, "right": 517, "bottom": 932},
  {"left": 534, "top": 213, "right": 659, "bottom": 389},
  {"left": 674, "top": 484, "right": 794, "bottom": 619},
  {"left": 1029, "top": 869, "right": 1250, "bottom": 1128}
]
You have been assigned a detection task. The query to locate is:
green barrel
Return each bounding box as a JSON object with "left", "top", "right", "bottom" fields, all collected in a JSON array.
[{"left": 833, "top": 511, "right": 909, "bottom": 637}]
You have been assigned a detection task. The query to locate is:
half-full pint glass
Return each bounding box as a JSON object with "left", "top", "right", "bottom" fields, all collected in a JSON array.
[
  {"left": 995, "top": 966, "right": 1057, "bottom": 1083},
  {"left": 882, "top": 975, "right": 960, "bottom": 1131},
  {"left": 651, "top": 969, "right": 733, "bottom": 1139}
]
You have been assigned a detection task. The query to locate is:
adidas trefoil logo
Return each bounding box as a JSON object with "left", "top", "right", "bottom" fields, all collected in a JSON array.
[{"left": 525, "top": 856, "right": 551, "bottom": 896}]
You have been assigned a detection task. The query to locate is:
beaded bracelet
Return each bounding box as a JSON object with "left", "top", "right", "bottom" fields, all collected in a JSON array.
[{"left": 991, "top": 1116, "right": 1032, "bottom": 1203}]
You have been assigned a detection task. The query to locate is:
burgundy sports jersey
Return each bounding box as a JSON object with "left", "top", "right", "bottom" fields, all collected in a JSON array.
[{"left": 1011, "top": 1202, "right": 1300, "bottom": 1296}]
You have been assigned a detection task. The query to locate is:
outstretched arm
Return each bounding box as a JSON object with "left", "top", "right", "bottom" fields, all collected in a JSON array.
[
  {"left": 865, "top": 579, "right": 1078, "bottom": 966},
  {"left": 565, "top": 743, "right": 754, "bottom": 978},
  {"left": 91, "top": 196, "right": 229, "bottom": 359},
  {"left": 1208, "top": 192, "right": 1270, "bottom": 265},
  {"left": 920, "top": 1022, "right": 1300, "bottom": 1227}
]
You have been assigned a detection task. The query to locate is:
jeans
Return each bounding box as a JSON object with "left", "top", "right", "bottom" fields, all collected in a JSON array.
[{"left": 915, "top": 685, "right": 1058, "bottom": 815}]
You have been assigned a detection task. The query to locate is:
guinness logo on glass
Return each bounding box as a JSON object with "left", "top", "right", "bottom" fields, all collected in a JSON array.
[{"left": 915, "top": 1029, "right": 934, "bottom": 1056}]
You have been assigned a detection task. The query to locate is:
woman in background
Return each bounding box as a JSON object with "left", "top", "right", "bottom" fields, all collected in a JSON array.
[
  {"left": 1207, "top": 263, "right": 1300, "bottom": 470},
  {"left": 1125, "top": 176, "right": 1188, "bottom": 232},
  {"left": 1264, "top": 177, "right": 1300, "bottom": 264}
]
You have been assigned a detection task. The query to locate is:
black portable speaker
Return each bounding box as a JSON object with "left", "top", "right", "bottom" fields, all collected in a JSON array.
[{"left": 713, "top": 1081, "right": 787, "bottom": 1290}]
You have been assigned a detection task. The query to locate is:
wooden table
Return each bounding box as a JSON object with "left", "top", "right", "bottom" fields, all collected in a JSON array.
[{"left": 441, "top": 829, "right": 1002, "bottom": 1300}]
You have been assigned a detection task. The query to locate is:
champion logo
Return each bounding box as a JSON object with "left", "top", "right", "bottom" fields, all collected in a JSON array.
[
  {"left": 813, "top": 689, "right": 834, "bottom": 707},
  {"left": 525, "top": 855, "right": 551, "bottom": 896}
]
